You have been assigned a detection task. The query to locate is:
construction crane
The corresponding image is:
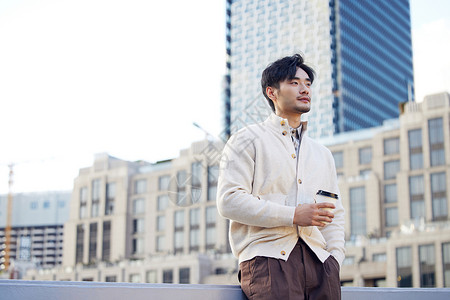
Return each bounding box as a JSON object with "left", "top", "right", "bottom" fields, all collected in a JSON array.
[
  {"left": 1, "top": 164, "right": 14, "bottom": 272},
  {"left": 1, "top": 157, "right": 55, "bottom": 273}
]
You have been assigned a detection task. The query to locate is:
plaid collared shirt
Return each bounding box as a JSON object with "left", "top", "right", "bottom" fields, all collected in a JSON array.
[{"left": 290, "top": 124, "right": 302, "bottom": 155}]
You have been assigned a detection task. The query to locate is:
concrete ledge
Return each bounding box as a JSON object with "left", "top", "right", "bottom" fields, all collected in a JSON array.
[{"left": 1, "top": 280, "right": 450, "bottom": 299}]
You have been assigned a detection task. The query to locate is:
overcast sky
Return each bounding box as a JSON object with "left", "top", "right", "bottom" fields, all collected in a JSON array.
[{"left": 0, "top": 0, "right": 449, "bottom": 194}]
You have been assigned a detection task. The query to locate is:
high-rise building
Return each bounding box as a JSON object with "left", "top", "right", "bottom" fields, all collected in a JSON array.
[{"left": 224, "top": 0, "right": 414, "bottom": 139}]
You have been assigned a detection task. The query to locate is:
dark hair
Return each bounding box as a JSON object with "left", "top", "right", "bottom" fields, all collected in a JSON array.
[{"left": 261, "top": 54, "right": 315, "bottom": 112}]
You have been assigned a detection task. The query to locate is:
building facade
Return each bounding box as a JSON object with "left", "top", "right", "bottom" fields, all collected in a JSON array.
[
  {"left": 325, "top": 92, "right": 450, "bottom": 287},
  {"left": 224, "top": 0, "right": 414, "bottom": 139},
  {"left": 0, "top": 191, "right": 71, "bottom": 274},
  {"left": 27, "top": 93, "right": 449, "bottom": 288},
  {"left": 28, "top": 145, "right": 236, "bottom": 284}
]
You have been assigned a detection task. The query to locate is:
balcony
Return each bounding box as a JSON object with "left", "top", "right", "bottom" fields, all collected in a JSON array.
[{"left": 0, "top": 280, "right": 449, "bottom": 300}]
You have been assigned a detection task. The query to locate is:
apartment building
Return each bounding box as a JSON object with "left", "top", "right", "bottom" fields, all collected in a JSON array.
[
  {"left": 0, "top": 191, "right": 71, "bottom": 275},
  {"left": 27, "top": 142, "right": 236, "bottom": 284},
  {"left": 324, "top": 92, "right": 450, "bottom": 287}
]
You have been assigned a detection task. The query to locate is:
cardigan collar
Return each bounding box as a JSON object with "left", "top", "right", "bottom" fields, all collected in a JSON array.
[{"left": 266, "top": 113, "right": 308, "bottom": 137}]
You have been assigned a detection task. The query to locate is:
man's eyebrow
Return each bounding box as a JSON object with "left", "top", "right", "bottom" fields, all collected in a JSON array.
[{"left": 291, "top": 76, "right": 311, "bottom": 82}]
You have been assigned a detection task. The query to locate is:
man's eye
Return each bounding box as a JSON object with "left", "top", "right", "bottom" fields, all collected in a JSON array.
[{"left": 291, "top": 82, "right": 298, "bottom": 85}]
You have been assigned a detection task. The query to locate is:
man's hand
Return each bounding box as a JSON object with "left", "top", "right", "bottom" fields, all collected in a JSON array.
[{"left": 293, "top": 203, "right": 335, "bottom": 227}]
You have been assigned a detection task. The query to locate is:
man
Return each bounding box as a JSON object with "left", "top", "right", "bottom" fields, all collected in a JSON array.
[{"left": 217, "top": 54, "right": 345, "bottom": 300}]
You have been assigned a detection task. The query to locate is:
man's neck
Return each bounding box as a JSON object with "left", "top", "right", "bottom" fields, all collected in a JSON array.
[{"left": 276, "top": 112, "right": 302, "bottom": 129}]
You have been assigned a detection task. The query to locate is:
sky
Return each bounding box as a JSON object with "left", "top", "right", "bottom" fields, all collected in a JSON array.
[{"left": 0, "top": 0, "right": 449, "bottom": 194}]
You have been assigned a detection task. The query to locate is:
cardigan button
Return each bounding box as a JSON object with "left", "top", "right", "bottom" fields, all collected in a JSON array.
[
  {"left": 282, "top": 130, "right": 287, "bottom": 136},
  {"left": 291, "top": 154, "right": 296, "bottom": 159},
  {"left": 281, "top": 250, "right": 286, "bottom": 255},
  {"left": 298, "top": 179, "right": 302, "bottom": 184},
  {"left": 280, "top": 121, "right": 286, "bottom": 126}
]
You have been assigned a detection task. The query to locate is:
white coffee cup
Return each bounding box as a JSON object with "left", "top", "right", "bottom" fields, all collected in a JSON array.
[{"left": 315, "top": 190, "right": 338, "bottom": 224}]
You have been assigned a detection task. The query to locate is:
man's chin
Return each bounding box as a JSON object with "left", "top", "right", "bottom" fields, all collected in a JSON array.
[{"left": 296, "top": 107, "right": 310, "bottom": 114}]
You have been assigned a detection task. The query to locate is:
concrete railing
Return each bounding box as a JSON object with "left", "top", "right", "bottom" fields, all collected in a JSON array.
[{"left": 1, "top": 280, "right": 450, "bottom": 299}]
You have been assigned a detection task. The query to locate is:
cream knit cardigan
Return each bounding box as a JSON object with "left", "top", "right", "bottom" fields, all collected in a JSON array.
[{"left": 217, "top": 113, "right": 345, "bottom": 267}]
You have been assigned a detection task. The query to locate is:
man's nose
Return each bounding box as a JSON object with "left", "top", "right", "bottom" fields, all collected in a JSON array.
[{"left": 299, "top": 83, "right": 310, "bottom": 94}]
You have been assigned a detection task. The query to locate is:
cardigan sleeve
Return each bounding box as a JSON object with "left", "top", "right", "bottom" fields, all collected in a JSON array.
[
  {"left": 318, "top": 149, "right": 346, "bottom": 266},
  {"left": 216, "top": 130, "right": 296, "bottom": 228}
]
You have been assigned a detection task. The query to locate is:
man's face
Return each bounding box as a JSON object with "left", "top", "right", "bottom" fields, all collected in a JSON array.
[{"left": 270, "top": 67, "right": 312, "bottom": 117}]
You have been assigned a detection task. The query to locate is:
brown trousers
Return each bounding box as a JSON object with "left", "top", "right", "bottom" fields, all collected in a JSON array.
[{"left": 239, "top": 238, "right": 341, "bottom": 300}]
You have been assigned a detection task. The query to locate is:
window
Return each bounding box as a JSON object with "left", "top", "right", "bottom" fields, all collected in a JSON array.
[
  {"left": 419, "top": 244, "right": 436, "bottom": 287},
  {"left": 157, "top": 195, "right": 169, "bottom": 211},
  {"left": 163, "top": 269, "right": 173, "bottom": 283},
  {"left": 190, "top": 208, "right": 200, "bottom": 251},
  {"left": 207, "top": 165, "right": 219, "bottom": 201},
  {"left": 206, "top": 227, "right": 216, "bottom": 250},
  {"left": 359, "top": 147, "right": 372, "bottom": 165},
  {"left": 350, "top": 186, "right": 366, "bottom": 238},
  {"left": 156, "top": 235, "right": 166, "bottom": 252},
  {"left": 409, "top": 175, "right": 425, "bottom": 220},
  {"left": 129, "top": 274, "right": 141, "bottom": 283},
  {"left": 158, "top": 175, "right": 170, "bottom": 191},
  {"left": 176, "top": 170, "right": 187, "bottom": 206},
  {"left": 174, "top": 210, "right": 184, "bottom": 229},
  {"left": 105, "top": 276, "right": 116, "bottom": 282},
  {"left": 396, "top": 247, "right": 412, "bottom": 287},
  {"left": 43, "top": 201, "right": 50, "bottom": 209},
  {"left": 79, "top": 187, "right": 88, "bottom": 219},
  {"left": 190, "top": 208, "right": 200, "bottom": 227},
  {"left": 332, "top": 151, "right": 343, "bottom": 169},
  {"left": 102, "top": 221, "right": 111, "bottom": 261},
  {"left": 157, "top": 215, "right": 165, "bottom": 231},
  {"left": 190, "top": 228, "right": 200, "bottom": 252},
  {"left": 179, "top": 268, "right": 190, "bottom": 284},
  {"left": 75, "top": 225, "right": 84, "bottom": 264},
  {"left": 88, "top": 223, "right": 97, "bottom": 263},
  {"left": 384, "top": 184, "right": 397, "bottom": 203},
  {"left": 132, "top": 237, "right": 143, "bottom": 254},
  {"left": 206, "top": 206, "right": 217, "bottom": 224},
  {"left": 206, "top": 206, "right": 217, "bottom": 250},
  {"left": 174, "top": 210, "right": 184, "bottom": 254},
  {"left": 359, "top": 169, "right": 371, "bottom": 177},
  {"left": 443, "top": 243, "right": 450, "bottom": 287},
  {"left": 385, "top": 207, "right": 398, "bottom": 227},
  {"left": 134, "top": 179, "right": 147, "bottom": 194},
  {"left": 343, "top": 256, "right": 355, "bottom": 266},
  {"left": 431, "top": 172, "right": 448, "bottom": 220},
  {"left": 105, "top": 182, "right": 115, "bottom": 215},
  {"left": 428, "top": 118, "right": 445, "bottom": 166},
  {"left": 384, "top": 137, "right": 400, "bottom": 155},
  {"left": 373, "top": 253, "right": 387, "bottom": 262},
  {"left": 408, "top": 129, "right": 423, "bottom": 170},
  {"left": 384, "top": 160, "right": 400, "bottom": 180},
  {"left": 30, "top": 201, "right": 38, "bottom": 210},
  {"left": 146, "top": 270, "right": 157, "bottom": 283},
  {"left": 91, "top": 179, "right": 101, "bottom": 217},
  {"left": 133, "top": 218, "right": 145, "bottom": 233},
  {"left": 133, "top": 198, "right": 145, "bottom": 214},
  {"left": 191, "top": 162, "right": 202, "bottom": 198}
]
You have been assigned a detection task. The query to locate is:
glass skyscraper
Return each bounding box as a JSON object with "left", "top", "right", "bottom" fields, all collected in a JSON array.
[{"left": 224, "top": 0, "right": 414, "bottom": 139}]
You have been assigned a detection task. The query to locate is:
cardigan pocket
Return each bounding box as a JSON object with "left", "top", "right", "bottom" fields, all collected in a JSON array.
[{"left": 308, "top": 226, "right": 327, "bottom": 249}]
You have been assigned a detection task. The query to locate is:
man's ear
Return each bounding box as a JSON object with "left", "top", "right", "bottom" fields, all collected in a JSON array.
[{"left": 266, "top": 86, "right": 278, "bottom": 102}]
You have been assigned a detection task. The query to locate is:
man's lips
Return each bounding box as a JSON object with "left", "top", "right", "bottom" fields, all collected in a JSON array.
[{"left": 297, "top": 97, "right": 310, "bottom": 102}]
